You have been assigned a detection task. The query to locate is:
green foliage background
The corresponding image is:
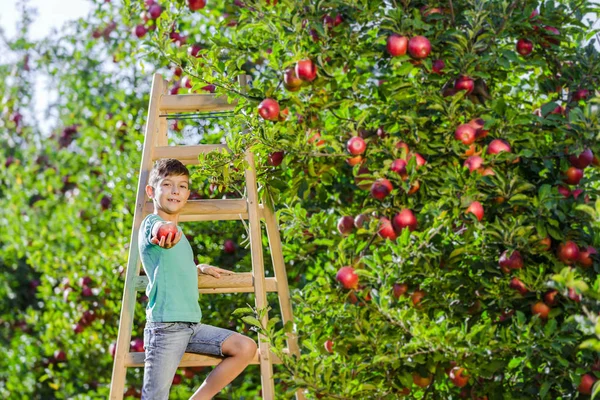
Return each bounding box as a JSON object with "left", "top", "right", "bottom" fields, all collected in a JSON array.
[{"left": 1, "top": 0, "right": 600, "bottom": 398}]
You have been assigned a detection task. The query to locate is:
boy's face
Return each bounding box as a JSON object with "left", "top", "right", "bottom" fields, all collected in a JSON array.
[{"left": 146, "top": 174, "right": 190, "bottom": 215}]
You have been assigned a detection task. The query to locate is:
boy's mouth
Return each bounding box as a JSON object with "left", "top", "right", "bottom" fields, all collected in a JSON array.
[{"left": 167, "top": 198, "right": 181, "bottom": 203}]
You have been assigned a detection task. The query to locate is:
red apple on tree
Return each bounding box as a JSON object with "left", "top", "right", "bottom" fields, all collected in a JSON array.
[
  {"left": 267, "top": 151, "right": 284, "bottom": 166},
  {"left": 337, "top": 216, "right": 354, "bottom": 236},
  {"left": 391, "top": 159, "right": 408, "bottom": 178},
  {"left": 188, "top": 0, "right": 206, "bottom": 10},
  {"left": 572, "top": 89, "right": 590, "bottom": 102},
  {"left": 568, "top": 287, "right": 582, "bottom": 302},
  {"left": 469, "top": 118, "right": 488, "bottom": 139},
  {"left": 187, "top": 43, "right": 202, "bottom": 58},
  {"left": 432, "top": 59, "right": 445, "bottom": 74},
  {"left": 454, "top": 76, "right": 474, "bottom": 94},
  {"left": 455, "top": 124, "right": 477, "bottom": 145},
  {"left": 295, "top": 59, "right": 317, "bottom": 82},
  {"left": 556, "top": 241, "right": 580, "bottom": 264},
  {"left": 324, "top": 339, "right": 334, "bottom": 353},
  {"left": 223, "top": 239, "right": 236, "bottom": 254},
  {"left": 411, "top": 290, "right": 426, "bottom": 307},
  {"left": 370, "top": 179, "right": 393, "bottom": 200},
  {"left": 413, "top": 373, "right": 432, "bottom": 388},
  {"left": 392, "top": 209, "right": 418, "bottom": 232},
  {"left": 378, "top": 217, "right": 397, "bottom": 240},
  {"left": 544, "top": 290, "right": 559, "bottom": 306},
  {"left": 466, "top": 201, "right": 484, "bottom": 221},
  {"left": 487, "top": 139, "right": 511, "bottom": 154},
  {"left": 130, "top": 338, "right": 145, "bottom": 352},
  {"left": 336, "top": 266, "right": 359, "bottom": 289},
  {"left": 283, "top": 67, "right": 303, "bottom": 91},
  {"left": 569, "top": 149, "right": 593, "bottom": 169},
  {"left": 578, "top": 246, "right": 597, "bottom": 268},
  {"left": 354, "top": 213, "right": 369, "bottom": 229},
  {"left": 509, "top": 277, "right": 528, "bottom": 295},
  {"left": 449, "top": 367, "right": 469, "bottom": 388},
  {"left": 148, "top": 4, "right": 162, "bottom": 19},
  {"left": 393, "top": 283, "right": 408, "bottom": 299},
  {"left": 408, "top": 36, "right": 431, "bottom": 59},
  {"left": 386, "top": 34, "right": 408, "bottom": 56},
  {"left": 133, "top": 24, "right": 147, "bottom": 38},
  {"left": 258, "top": 98, "right": 280, "bottom": 121},
  {"left": 464, "top": 156, "right": 483, "bottom": 172},
  {"left": 578, "top": 373, "right": 597, "bottom": 395},
  {"left": 563, "top": 166, "right": 583, "bottom": 185},
  {"left": 516, "top": 39, "right": 533, "bottom": 56},
  {"left": 346, "top": 136, "right": 366, "bottom": 155},
  {"left": 499, "top": 250, "right": 523, "bottom": 272},
  {"left": 531, "top": 302, "right": 550, "bottom": 320}
]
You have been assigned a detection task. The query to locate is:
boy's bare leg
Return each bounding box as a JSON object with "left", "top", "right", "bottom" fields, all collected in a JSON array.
[{"left": 189, "top": 334, "right": 258, "bottom": 400}]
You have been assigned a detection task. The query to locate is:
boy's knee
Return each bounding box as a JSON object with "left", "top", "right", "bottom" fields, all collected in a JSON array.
[{"left": 241, "top": 336, "right": 258, "bottom": 359}]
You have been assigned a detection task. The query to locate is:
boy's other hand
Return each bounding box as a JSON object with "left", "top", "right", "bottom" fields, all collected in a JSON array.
[
  {"left": 151, "top": 229, "right": 182, "bottom": 249},
  {"left": 198, "top": 264, "right": 235, "bottom": 279}
]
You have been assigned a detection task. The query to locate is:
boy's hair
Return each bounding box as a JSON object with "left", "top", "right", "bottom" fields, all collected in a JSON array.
[{"left": 148, "top": 158, "right": 190, "bottom": 188}]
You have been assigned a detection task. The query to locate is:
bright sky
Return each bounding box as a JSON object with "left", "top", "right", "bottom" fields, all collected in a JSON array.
[
  {"left": 0, "top": 0, "right": 92, "bottom": 135},
  {"left": 0, "top": 0, "right": 92, "bottom": 40}
]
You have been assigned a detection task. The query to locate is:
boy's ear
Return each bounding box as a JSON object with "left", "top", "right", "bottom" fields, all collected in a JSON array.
[{"left": 145, "top": 185, "right": 155, "bottom": 199}]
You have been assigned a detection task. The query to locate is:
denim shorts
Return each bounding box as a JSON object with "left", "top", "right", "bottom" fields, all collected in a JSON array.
[{"left": 141, "top": 321, "right": 236, "bottom": 400}]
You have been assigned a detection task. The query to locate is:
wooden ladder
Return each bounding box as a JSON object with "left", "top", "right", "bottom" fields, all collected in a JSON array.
[{"left": 109, "top": 73, "right": 304, "bottom": 400}]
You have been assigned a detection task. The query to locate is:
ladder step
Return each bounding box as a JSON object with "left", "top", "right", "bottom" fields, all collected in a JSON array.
[
  {"left": 159, "top": 94, "right": 237, "bottom": 113},
  {"left": 134, "top": 273, "right": 278, "bottom": 294},
  {"left": 153, "top": 144, "right": 230, "bottom": 165},
  {"left": 144, "top": 199, "right": 248, "bottom": 222},
  {"left": 124, "top": 348, "right": 286, "bottom": 367}
]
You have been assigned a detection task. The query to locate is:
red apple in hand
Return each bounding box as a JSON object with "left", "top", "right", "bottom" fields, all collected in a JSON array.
[
  {"left": 295, "top": 59, "right": 317, "bottom": 82},
  {"left": 347, "top": 137, "right": 366, "bottom": 155},
  {"left": 336, "top": 266, "right": 359, "bottom": 289},
  {"left": 387, "top": 34, "right": 408, "bottom": 56},
  {"left": 408, "top": 36, "right": 431, "bottom": 59},
  {"left": 393, "top": 209, "right": 418, "bottom": 232},
  {"left": 516, "top": 39, "right": 533, "bottom": 56},
  {"left": 370, "top": 179, "right": 393, "bottom": 200},
  {"left": 258, "top": 98, "right": 280, "bottom": 121},
  {"left": 157, "top": 223, "right": 178, "bottom": 242},
  {"left": 466, "top": 201, "right": 484, "bottom": 221},
  {"left": 188, "top": 0, "right": 206, "bottom": 10}
]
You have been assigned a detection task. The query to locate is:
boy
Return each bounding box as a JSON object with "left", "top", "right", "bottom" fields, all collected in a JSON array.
[{"left": 140, "top": 158, "right": 258, "bottom": 400}]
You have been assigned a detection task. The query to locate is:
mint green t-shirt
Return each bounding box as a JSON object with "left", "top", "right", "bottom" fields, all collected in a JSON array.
[{"left": 138, "top": 214, "right": 202, "bottom": 323}]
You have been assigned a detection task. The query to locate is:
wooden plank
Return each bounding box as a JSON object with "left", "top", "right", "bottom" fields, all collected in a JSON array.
[
  {"left": 124, "top": 349, "right": 284, "bottom": 368},
  {"left": 153, "top": 144, "right": 230, "bottom": 165},
  {"left": 133, "top": 274, "right": 278, "bottom": 293},
  {"left": 159, "top": 94, "right": 238, "bottom": 113},
  {"left": 143, "top": 199, "right": 247, "bottom": 217},
  {"left": 109, "top": 73, "right": 165, "bottom": 400}
]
